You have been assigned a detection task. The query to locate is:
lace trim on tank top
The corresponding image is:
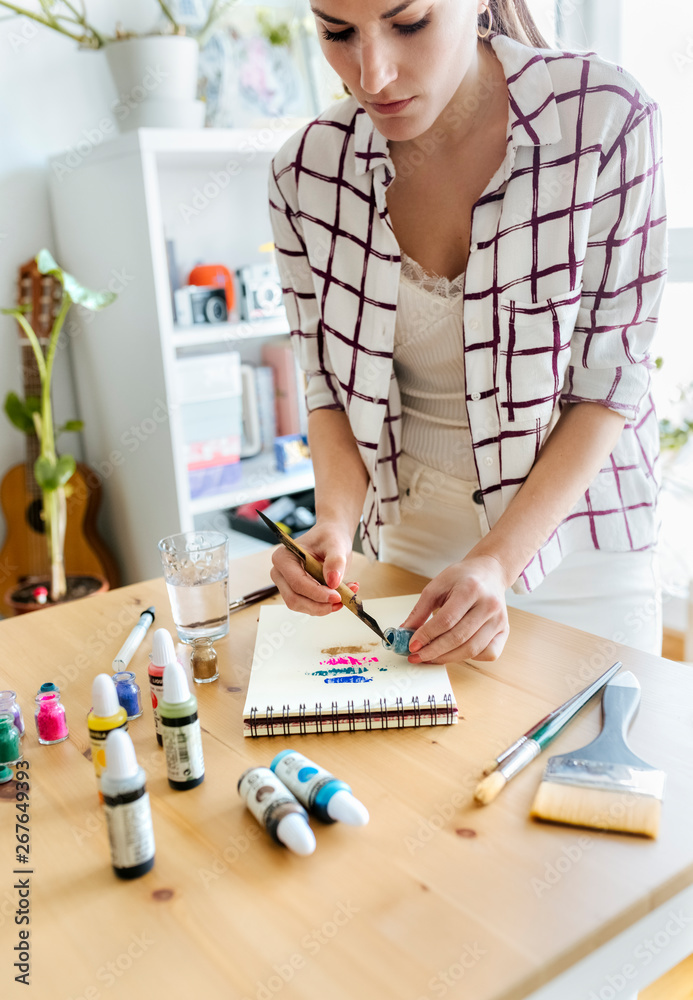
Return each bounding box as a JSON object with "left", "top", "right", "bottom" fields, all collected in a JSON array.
[{"left": 400, "top": 250, "right": 466, "bottom": 301}]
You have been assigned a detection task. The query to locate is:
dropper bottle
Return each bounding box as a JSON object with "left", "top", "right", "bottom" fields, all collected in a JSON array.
[
  {"left": 158, "top": 654, "right": 205, "bottom": 790},
  {"left": 149, "top": 628, "right": 178, "bottom": 747},
  {"left": 87, "top": 674, "right": 128, "bottom": 798},
  {"left": 101, "top": 729, "right": 155, "bottom": 879}
]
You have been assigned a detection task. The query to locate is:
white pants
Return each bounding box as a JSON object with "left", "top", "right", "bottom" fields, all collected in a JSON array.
[{"left": 379, "top": 455, "right": 662, "bottom": 656}]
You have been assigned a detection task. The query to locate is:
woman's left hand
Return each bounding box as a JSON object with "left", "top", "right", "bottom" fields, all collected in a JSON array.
[{"left": 401, "top": 555, "right": 510, "bottom": 664}]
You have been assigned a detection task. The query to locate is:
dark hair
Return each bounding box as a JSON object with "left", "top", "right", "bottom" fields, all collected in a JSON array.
[{"left": 485, "top": 0, "right": 549, "bottom": 48}]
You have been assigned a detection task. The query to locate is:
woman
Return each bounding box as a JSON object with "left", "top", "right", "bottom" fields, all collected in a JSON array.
[{"left": 268, "top": 0, "right": 666, "bottom": 662}]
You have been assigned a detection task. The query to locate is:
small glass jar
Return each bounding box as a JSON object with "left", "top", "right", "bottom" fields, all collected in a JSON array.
[
  {"left": 0, "top": 712, "right": 21, "bottom": 783},
  {"left": 34, "top": 691, "right": 69, "bottom": 745},
  {"left": 0, "top": 691, "right": 25, "bottom": 737},
  {"left": 382, "top": 626, "right": 415, "bottom": 656},
  {"left": 190, "top": 637, "right": 219, "bottom": 684},
  {"left": 112, "top": 671, "right": 143, "bottom": 720}
]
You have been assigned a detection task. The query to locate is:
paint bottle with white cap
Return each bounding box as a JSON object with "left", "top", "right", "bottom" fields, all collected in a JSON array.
[
  {"left": 238, "top": 766, "right": 316, "bottom": 856},
  {"left": 271, "top": 750, "right": 369, "bottom": 826},
  {"left": 158, "top": 655, "right": 205, "bottom": 790},
  {"left": 149, "top": 628, "right": 177, "bottom": 746},
  {"left": 87, "top": 673, "right": 128, "bottom": 798},
  {"left": 102, "top": 729, "right": 155, "bottom": 879}
]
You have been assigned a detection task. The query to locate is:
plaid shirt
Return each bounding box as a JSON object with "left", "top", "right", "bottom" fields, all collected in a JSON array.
[{"left": 269, "top": 32, "right": 667, "bottom": 593}]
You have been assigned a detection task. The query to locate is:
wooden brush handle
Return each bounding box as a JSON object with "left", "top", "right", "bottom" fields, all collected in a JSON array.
[{"left": 296, "top": 546, "right": 360, "bottom": 611}]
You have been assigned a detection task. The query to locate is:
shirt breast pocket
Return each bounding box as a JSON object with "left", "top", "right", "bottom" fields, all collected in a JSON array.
[{"left": 498, "top": 288, "right": 581, "bottom": 427}]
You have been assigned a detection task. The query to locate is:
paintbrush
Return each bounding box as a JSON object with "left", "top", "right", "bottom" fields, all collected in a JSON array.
[
  {"left": 481, "top": 660, "right": 623, "bottom": 776},
  {"left": 530, "top": 671, "right": 665, "bottom": 838},
  {"left": 256, "top": 510, "right": 386, "bottom": 641},
  {"left": 474, "top": 660, "right": 623, "bottom": 806},
  {"left": 229, "top": 585, "right": 279, "bottom": 614}
]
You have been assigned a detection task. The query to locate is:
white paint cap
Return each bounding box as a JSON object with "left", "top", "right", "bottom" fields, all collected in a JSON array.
[
  {"left": 327, "top": 790, "right": 370, "bottom": 826},
  {"left": 276, "top": 813, "right": 316, "bottom": 856},
  {"left": 104, "top": 728, "right": 138, "bottom": 782},
  {"left": 151, "top": 628, "right": 177, "bottom": 667},
  {"left": 92, "top": 673, "right": 119, "bottom": 717},
  {"left": 163, "top": 659, "right": 191, "bottom": 704}
]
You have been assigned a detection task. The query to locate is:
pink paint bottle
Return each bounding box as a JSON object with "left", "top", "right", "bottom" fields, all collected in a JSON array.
[{"left": 34, "top": 691, "right": 69, "bottom": 745}]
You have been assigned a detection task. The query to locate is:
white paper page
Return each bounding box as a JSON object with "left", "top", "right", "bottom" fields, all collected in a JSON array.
[{"left": 243, "top": 595, "right": 456, "bottom": 717}]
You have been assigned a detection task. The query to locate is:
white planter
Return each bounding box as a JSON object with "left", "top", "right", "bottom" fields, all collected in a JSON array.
[{"left": 105, "top": 35, "right": 205, "bottom": 131}]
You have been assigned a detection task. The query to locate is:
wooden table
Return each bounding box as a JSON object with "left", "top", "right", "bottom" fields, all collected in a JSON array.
[{"left": 1, "top": 551, "right": 692, "bottom": 1000}]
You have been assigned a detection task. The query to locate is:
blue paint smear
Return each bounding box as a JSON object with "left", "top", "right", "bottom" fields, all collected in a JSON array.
[{"left": 323, "top": 675, "right": 374, "bottom": 684}]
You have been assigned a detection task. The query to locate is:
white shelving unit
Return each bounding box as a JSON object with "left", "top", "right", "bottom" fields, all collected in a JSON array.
[{"left": 49, "top": 126, "right": 313, "bottom": 584}]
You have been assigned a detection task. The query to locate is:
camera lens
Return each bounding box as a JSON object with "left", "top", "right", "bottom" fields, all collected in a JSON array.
[
  {"left": 205, "top": 296, "right": 227, "bottom": 323},
  {"left": 257, "top": 280, "right": 282, "bottom": 312}
]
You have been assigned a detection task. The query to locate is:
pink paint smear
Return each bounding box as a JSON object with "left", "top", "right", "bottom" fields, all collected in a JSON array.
[{"left": 320, "top": 656, "right": 379, "bottom": 666}]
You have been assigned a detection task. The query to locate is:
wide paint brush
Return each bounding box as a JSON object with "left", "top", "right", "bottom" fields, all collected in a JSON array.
[
  {"left": 256, "top": 510, "right": 386, "bottom": 641},
  {"left": 530, "top": 672, "right": 665, "bottom": 838}
]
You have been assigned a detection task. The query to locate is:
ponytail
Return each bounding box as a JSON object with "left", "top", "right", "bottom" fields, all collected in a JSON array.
[{"left": 485, "top": 0, "right": 550, "bottom": 48}]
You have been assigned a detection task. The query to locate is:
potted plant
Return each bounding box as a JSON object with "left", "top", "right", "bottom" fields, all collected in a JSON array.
[
  {"left": 2, "top": 250, "right": 116, "bottom": 611},
  {"left": 0, "top": 1, "right": 238, "bottom": 130}
]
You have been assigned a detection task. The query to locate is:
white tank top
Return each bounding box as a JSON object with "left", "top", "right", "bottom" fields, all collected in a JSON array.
[{"left": 393, "top": 252, "right": 477, "bottom": 481}]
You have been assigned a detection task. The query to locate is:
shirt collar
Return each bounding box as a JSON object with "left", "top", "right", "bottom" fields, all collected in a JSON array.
[{"left": 353, "top": 32, "right": 562, "bottom": 179}]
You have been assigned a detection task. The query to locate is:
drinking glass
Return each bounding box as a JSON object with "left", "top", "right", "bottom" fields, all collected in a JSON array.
[{"left": 158, "top": 531, "right": 229, "bottom": 644}]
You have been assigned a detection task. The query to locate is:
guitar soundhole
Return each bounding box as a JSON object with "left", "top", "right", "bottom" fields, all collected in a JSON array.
[{"left": 26, "top": 498, "right": 45, "bottom": 534}]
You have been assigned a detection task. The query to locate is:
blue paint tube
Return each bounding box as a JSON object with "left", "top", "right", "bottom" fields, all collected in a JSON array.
[{"left": 271, "top": 750, "right": 369, "bottom": 826}]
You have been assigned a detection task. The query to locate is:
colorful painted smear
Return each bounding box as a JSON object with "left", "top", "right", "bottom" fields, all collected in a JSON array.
[
  {"left": 320, "top": 656, "right": 379, "bottom": 667},
  {"left": 324, "top": 675, "right": 373, "bottom": 684}
]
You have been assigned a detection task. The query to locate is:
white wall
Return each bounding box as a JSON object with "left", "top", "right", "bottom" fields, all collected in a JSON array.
[{"left": 0, "top": 1, "right": 163, "bottom": 554}]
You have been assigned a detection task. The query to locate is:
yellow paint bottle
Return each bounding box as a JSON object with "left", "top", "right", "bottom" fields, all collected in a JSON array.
[{"left": 88, "top": 674, "right": 128, "bottom": 801}]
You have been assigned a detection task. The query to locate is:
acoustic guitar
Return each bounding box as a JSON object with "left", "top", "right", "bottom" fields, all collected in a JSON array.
[{"left": 0, "top": 259, "right": 119, "bottom": 616}]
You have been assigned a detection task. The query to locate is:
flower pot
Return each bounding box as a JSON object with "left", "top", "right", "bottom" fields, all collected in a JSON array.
[
  {"left": 105, "top": 36, "right": 205, "bottom": 132},
  {"left": 5, "top": 575, "right": 109, "bottom": 615}
]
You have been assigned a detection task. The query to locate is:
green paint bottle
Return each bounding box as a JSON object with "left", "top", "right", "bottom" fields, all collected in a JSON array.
[{"left": 158, "top": 656, "right": 205, "bottom": 790}]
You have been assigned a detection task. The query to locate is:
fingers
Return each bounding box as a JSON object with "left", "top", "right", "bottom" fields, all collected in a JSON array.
[
  {"left": 323, "top": 552, "right": 346, "bottom": 590},
  {"left": 401, "top": 588, "right": 442, "bottom": 630},
  {"left": 270, "top": 549, "right": 342, "bottom": 617},
  {"left": 408, "top": 599, "right": 508, "bottom": 664}
]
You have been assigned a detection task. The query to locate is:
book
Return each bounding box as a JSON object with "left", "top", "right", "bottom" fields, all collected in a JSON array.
[
  {"left": 261, "top": 343, "right": 301, "bottom": 437},
  {"left": 243, "top": 595, "right": 458, "bottom": 737}
]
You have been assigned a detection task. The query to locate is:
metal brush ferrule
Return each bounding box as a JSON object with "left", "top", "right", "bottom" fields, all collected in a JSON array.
[{"left": 499, "top": 739, "right": 541, "bottom": 780}]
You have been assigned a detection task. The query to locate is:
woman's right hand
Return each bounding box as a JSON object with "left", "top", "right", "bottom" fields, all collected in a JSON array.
[{"left": 269, "top": 520, "right": 357, "bottom": 616}]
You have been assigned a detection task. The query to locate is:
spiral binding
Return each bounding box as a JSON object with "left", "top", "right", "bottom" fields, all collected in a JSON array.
[{"left": 246, "top": 695, "right": 457, "bottom": 736}]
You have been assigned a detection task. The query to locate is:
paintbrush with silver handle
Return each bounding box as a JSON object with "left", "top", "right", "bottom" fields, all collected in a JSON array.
[
  {"left": 482, "top": 660, "right": 623, "bottom": 776},
  {"left": 475, "top": 660, "right": 623, "bottom": 805}
]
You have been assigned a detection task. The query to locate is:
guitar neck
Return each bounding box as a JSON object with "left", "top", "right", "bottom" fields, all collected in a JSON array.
[{"left": 17, "top": 262, "right": 62, "bottom": 496}]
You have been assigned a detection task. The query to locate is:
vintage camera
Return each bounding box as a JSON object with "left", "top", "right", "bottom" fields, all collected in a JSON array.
[
  {"left": 174, "top": 285, "right": 228, "bottom": 325},
  {"left": 237, "top": 263, "right": 284, "bottom": 321}
]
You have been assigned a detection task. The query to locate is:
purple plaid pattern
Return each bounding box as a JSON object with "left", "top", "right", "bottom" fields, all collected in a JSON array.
[{"left": 269, "top": 33, "right": 666, "bottom": 594}]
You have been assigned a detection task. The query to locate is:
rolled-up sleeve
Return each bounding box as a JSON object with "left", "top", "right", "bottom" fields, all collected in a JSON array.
[
  {"left": 562, "top": 102, "right": 667, "bottom": 418},
  {"left": 268, "top": 155, "right": 344, "bottom": 414}
]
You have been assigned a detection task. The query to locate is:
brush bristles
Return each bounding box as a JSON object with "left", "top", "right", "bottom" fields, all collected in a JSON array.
[
  {"left": 531, "top": 781, "right": 661, "bottom": 839},
  {"left": 474, "top": 770, "right": 506, "bottom": 805}
]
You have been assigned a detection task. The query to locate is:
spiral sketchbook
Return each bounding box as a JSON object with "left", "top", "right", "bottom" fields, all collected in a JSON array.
[{"left": 243, "top": 595, "right": 458, "bottom": 737}]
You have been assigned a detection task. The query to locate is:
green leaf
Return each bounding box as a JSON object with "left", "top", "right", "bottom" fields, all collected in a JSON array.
[
  {"left": 55, "top": 454, "right": 76, "bottom": 486},
  {"left": 58, "top": 419, "right": 84, "bottom": 434},
  {"left": 36, "top": 249, "right": 116, "bottom": 311},
  {"left": 4, "top": 392, "right": 36, "bottom": 434},
  {"left": 34, "top": 456, "right": 59, "bottom": 492}
]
